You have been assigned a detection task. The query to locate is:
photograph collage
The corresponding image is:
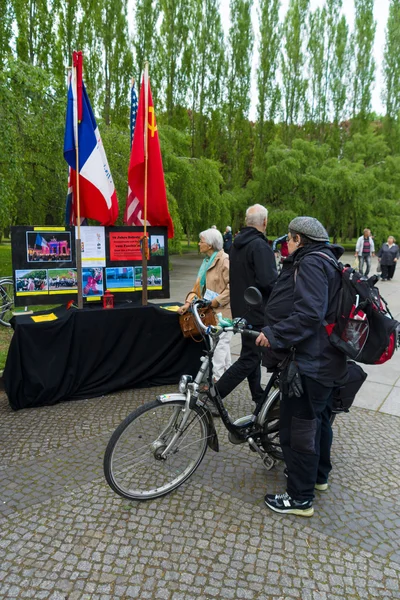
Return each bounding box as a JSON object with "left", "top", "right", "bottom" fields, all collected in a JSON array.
[{"left": 16, "top": 266, "right": 163, "bottom": 297}]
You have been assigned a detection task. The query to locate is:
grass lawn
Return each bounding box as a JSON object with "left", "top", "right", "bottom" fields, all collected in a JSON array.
[{"left": 0, "top": 240, "right": 12, "bottom": 276}]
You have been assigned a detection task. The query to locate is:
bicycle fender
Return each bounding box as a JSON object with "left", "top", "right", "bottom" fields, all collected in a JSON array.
[
  {"left": 156, "top": 393, "right": 219, "bottom": 453},
  {"left": 203, "top": 410, "right": 219, "bottom": 452},
  {"left": 157, "top": 393, "right": 186, "bottom": 403}
]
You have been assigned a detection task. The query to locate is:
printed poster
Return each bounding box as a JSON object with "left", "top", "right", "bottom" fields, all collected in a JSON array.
[
  {"left": 79, "top": 226, "right": 106, "bottom": 267},
  {"left": 109, "top": 231, "right": 148, "bottom": 261}
]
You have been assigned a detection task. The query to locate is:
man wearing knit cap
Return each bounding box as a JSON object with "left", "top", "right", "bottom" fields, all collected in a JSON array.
[{"left": 256, "top": 216, "right": 347, "bottom": 517}]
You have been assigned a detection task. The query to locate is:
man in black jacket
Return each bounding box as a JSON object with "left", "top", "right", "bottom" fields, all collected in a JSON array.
[
  {"left": 223, "top": 226, "right": 233, "bottom": 253},
  {"left": 256, "top": 216, "right": 347, "bottom": 517},
  {"left": 216, "top": 204, "right": 278, "bottom": 402}
]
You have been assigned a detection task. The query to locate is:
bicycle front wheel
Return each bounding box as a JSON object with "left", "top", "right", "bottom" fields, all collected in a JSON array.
[
  {"left": 0, "top": 278, "right": 14, "bottom": 327},
  {"left": 104, "top": 400, "right": 209, "bottom": 501}
]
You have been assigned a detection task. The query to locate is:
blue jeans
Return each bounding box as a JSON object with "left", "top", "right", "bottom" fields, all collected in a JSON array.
[{"left": 358, "top": 254, "right": 371, "bottom": 276}]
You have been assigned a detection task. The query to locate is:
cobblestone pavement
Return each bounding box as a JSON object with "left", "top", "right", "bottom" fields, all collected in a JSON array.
[
  {"left": 1, "top": 383, "right": 399, "bottom": 599},
  {"left": 1, "top": 251, "right": 400, "bottom": 599}
]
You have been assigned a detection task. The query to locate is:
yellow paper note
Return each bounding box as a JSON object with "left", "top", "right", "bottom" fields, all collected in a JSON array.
[
  {"left": 31, "top": 313, "right": 58, "bottom": 323},
  {"left": 160, "top": 305, "right": 181, "bottom": 312}
]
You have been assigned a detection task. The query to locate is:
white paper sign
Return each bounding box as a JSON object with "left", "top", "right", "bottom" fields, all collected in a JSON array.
[{"left": 77, "top": 226, "right": 106, "bottom": 267}]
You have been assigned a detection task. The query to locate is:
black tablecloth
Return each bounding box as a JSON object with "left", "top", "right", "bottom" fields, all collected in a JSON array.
[{"left": 4, "top": 304, "right": 204, "bottom": 410}]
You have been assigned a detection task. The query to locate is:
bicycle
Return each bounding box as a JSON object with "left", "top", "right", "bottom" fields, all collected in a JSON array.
[
  {"left": 0, "top": 277, "right": 14, "bottom": 327},
  {"left": 103, "top": 288, "right": 355, "bottom": 502}
]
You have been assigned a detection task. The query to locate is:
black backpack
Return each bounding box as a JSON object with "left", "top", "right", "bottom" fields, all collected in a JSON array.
[{"left": 297, "top": 251, "right": 400, "bottom": 365}]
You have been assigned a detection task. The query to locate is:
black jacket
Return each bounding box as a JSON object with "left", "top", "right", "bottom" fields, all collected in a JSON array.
[
  {"left": 262, "top": 243, "right": 347, "bottom": 386},
  {"left": 230, "top": 226, "right": 277, "bottom": 325},
  {"left": 223, "top": 231, "right": 233, "bottom": 252},
  {"left": 378, "top": 243, "right": 399, "bottom": 266}
]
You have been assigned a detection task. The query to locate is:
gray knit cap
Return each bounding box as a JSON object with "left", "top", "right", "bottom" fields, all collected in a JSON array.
[{"left": 289, "top": 216, "right": 329, "bottom": 242}]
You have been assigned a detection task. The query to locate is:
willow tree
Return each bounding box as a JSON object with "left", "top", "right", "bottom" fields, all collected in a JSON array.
[{"left": 256, "top": 0, "right": 280, "bottom": 160}]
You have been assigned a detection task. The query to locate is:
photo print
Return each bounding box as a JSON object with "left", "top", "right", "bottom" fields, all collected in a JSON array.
[
  {"left": 105, "top": 267, "right": 134, "bottom": 291},
  {"left": 15, "top": 269, "right": 48, "bottom": 293},
  {"left": 150, "top": 235, "right": 165, "bottom": 257},
  {"left": 82, "top": 267, "right": 104, "bottom": 297},
  {"left": 134, "top": 266, "right": 162, "bottom": 289},
  {"left": 26, "top": 231, "right": 72, "bottom": 263},
  {"left": 48, "top": 269, "right": 78, "bottom": 292}
]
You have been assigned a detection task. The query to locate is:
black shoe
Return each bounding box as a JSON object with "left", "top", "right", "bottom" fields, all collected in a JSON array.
[
  {"left": 264, "top": 492, "right": 314, "bottom": 517},
  {"left": 283, "top": 468, "right": 328, "bottom": 491}
]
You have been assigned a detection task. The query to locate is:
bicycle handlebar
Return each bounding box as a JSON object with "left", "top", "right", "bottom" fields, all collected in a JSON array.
[
  {"left": 191, "top": 300, "right": 261, "bottom": 339},
  {"left": 241, "top": 329, "right": 261, "bottom": 340}
]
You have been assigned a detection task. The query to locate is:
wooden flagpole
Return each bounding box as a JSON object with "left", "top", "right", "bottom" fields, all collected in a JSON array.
[
  {"left": 73, "top": 57, "right": 83, "bottom": 309},
  {"left": 142, "top": 61, "right": 149, "bottom": 306}
]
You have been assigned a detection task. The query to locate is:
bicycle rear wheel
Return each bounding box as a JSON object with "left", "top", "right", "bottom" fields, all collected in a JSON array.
[
  {"left": 260, "top": 390, "right": 336, "bottom": 462},
  {"left": 0, "top": 278, "right": 14, "bottom": 327},
  {"left": 104, "top": 400, "right": 209, "bottom": 501},
  {"left": 260, "top": 388, "right": 284, "bottom": 460}
]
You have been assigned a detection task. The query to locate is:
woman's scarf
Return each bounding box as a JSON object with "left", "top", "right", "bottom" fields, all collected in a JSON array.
[{"left": 197, "top": 251, "right": 218, "bottom": 295}]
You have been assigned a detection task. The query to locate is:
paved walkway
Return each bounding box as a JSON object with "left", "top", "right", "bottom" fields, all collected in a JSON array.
[{"left": 0, "top": 252, "right": 399, "bottom": 599}]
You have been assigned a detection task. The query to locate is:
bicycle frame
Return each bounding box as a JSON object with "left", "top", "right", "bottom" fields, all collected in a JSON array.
[{"left": 157, "top": 299, "right": 281, "bottom": 463}]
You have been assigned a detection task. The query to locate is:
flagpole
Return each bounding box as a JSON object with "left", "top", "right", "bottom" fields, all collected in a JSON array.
[
  {"left": 142, "top": 62, "right": 149, "bottom": 306},
  {"left": 73, "top": 58, "right": 83, "bottom": 309}
]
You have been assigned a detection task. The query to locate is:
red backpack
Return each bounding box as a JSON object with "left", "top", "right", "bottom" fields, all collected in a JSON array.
[{"left": 298, "top": 252, "right": 399, "bottom": 365}]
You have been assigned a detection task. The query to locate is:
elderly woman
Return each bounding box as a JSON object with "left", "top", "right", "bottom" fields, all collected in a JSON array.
[
  {"left": 178, "top": 228, "right": 232, "bottom": 381},
  {"left": 378, "top": 236, "right": 399, "bottom": 281}
]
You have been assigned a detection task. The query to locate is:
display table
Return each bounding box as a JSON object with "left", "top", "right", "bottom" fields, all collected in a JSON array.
[{"left": 4, "top": 303, "right": 205, "bottom": 410}]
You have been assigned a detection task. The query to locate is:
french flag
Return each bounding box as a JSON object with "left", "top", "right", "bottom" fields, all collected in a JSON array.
[{"left": 63, "top": 52, "right": 118, "bottom": 226}]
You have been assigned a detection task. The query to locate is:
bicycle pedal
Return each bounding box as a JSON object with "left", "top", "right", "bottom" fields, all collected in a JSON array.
[{"left": 262, "top": 455, "right": 275, "bottom": 471}]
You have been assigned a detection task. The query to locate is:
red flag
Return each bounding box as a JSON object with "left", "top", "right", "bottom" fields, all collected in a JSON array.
[{"left": 125, "top": 77, "right": 174, "bottom": 238}]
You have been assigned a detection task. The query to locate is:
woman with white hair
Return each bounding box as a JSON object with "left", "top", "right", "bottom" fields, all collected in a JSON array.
[{"left": 178, "top": 228, "right": 232, "bottom": 381}]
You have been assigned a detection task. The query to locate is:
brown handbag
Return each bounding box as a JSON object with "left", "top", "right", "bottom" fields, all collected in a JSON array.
[{"left": 179, "top": 304, "right": 217, "bottom": 340}]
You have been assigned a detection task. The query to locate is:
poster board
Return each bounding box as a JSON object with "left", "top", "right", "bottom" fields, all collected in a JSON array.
[{"left": 11, "top": 225, "right": 170, "bottom": 307}]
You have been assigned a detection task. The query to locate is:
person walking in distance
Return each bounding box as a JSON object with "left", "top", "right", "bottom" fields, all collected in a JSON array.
[
  {"left": 223, "top": 226, "right": 233, "bottom": 253},
  {"left": 355, "top": 229, "right": 375, "bottom": 276},
  {"left": 378, "top": 236, "right": 399, "bottom": 281},
  {"left": 216, "top": 204, "right": 278, "bottom": 403}
]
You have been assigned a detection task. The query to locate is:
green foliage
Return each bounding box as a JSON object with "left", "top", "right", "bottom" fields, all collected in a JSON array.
[{"left": 1, "top": 0, "right": 400, "bottom": 251}]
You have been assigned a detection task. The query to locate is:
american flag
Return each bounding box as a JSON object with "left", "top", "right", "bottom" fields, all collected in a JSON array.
[
  {"left": 130, "top": 83, "right": 138, "bottom": 145},
  {"left": 124, "top": 83, "right": 141, "bottom": 225}
]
